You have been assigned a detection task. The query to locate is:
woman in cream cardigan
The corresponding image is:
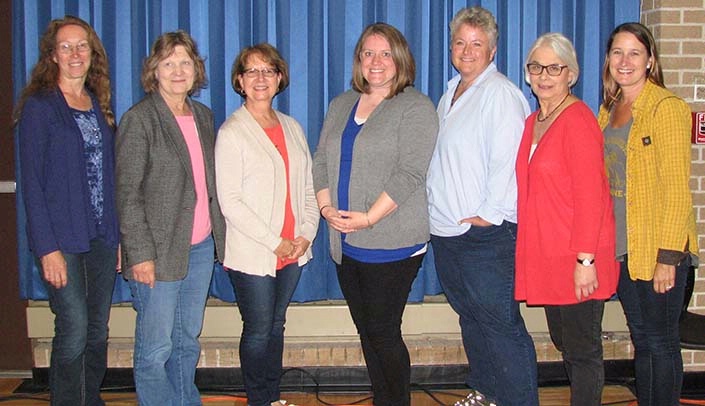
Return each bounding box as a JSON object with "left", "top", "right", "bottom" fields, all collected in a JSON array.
[{"left": 215, "top": 43, "right": 318, "bottom": 406}]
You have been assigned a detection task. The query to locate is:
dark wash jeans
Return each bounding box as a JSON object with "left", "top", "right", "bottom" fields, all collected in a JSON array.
[
  {"left": 41, "top": 238, "right": 117, "bottom": 406},
  {"left": 431, "top": 222, "right": 539, "bottom": 406},
  {"left": 618, "top": 255, "right": 690, "bottom": 406},
  {"left": 228, "top": 263, "right": 302, "bottom": 406},
  {"left": 337, "top": 254, "right": 424, "bottom": 406},
  {"left": 545, "top": 299, "right": 606, "bottom": 406}
]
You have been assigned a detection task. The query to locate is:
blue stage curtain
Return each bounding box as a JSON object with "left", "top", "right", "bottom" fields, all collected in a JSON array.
[{"left": 14, "top": 0, "right": 638, "bottom": 303}]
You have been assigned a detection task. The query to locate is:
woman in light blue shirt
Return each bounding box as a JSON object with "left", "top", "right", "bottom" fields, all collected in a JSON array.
[{"left": 426, "top": 6, "right": 537, "bottom": 406}]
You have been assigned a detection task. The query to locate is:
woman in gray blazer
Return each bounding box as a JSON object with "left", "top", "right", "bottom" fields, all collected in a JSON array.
[
  {"left": 312, "top": 23, "right": 438, "bottom": 406},
  {"left": 115, "top": 31, "right": 225, "bottom": 406}
]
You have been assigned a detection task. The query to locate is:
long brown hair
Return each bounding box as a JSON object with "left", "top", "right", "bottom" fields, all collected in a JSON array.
[
  {"left": 601, "top": 22, "right": 664, "bottom": 110},
  {"left": 13, "top": 15, "right": 114, "bottom": 127}
]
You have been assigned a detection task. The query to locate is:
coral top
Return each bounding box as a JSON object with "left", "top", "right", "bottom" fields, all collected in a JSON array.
[
  {"left": 515, "top": 102, "right": 619, "bottom": 305},
  {"left": 264, "top": 124, "right": 297, "bottom": 270}
]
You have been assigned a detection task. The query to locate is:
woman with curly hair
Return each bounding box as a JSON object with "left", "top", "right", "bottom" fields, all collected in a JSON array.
[{"left": 15, "top": 15, "right": 119, "bottom": 406}]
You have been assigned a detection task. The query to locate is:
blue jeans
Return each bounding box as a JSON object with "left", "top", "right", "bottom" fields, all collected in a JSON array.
[
  {"left": 337, "top": 254, "right": 424, "bottom": 406},
  {"left": 228, "top": 264, "right": 302, "bottom": 406},
  {"left": 617, "top": 255, "right": 690, "bottom": 406},
  {"left": 42, "top": 238, "right": 117, "bottom": 406},
  {"left": 431, "top": 222, "right": 538, "bottom": 406},
  {"left": 129, "top": 235, "right": 214, "bottom": 406},
  {"left": 545, "top": 300, "right": 606, "bottom": 406}
]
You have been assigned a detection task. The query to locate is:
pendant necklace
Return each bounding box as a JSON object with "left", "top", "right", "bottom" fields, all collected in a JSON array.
[{"left": 537, "top": 93, "right": 570, "bottom": 122}]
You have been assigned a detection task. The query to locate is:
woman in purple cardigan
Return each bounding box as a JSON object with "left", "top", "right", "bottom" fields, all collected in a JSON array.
[{"left": 14, "top": 16, "right": 119, "bottom": 406}]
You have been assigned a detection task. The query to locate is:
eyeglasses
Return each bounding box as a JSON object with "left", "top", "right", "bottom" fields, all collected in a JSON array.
[
  {"left": 57, "top": 42, "right": 91, "bottom": 55},
  {"left": 526, "top": 63, "right": 568, "bottom": 76},
  {"left": 242, "top": 67, "right": 278, "bottom": 78}
]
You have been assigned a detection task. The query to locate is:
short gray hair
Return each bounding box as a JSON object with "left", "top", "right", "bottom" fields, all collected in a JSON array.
[
  {"left": 450, "top": 6, "right": 498, "bottom": 49},
  {"left": 524, "top": 32, "right": 580, "bottom": 87}
]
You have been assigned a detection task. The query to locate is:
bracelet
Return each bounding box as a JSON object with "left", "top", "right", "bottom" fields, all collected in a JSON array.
[
  {"left": 365, "top": 212, "right": 371, "bottom": 228},
  {"left": 319, "top": 205, "right": 331, "bottom": 217}
]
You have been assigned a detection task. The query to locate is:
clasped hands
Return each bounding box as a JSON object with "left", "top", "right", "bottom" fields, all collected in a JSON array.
[
  {"left": 320, "top": 206, "right": 370, "bottom": 234},
  {"left": 274, "top": 236, "right": 311, "bottom": 260}
]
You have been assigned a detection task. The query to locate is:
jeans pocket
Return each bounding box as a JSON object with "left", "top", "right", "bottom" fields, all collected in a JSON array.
[
  {"left": 503, "top": 221, "right": 517, "bottom": 241},
  {"left": 466, "top": 221, "right": 516, "bottom": 241}
]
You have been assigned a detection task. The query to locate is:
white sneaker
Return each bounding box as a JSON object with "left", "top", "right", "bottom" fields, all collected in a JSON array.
[
  {"left": 271, "top": 400, "right": 298, "bottom": 406},
  {"left": 452, "top": 390, "right": 497, "bottom": 406}
]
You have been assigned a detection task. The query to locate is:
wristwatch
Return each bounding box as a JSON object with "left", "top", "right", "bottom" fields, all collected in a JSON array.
[{"left": 577, "top": 257, "right": 595, "bottom": 266}]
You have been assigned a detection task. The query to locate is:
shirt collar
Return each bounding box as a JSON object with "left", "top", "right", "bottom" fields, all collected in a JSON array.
[{"left": 447, "top": 62, "right": 498, "bottom": 90}]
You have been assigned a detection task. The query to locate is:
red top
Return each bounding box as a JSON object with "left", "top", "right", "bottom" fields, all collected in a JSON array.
[
  {"left": 515, "top": 102, "right": 619, "bottom": 305},
  {"left": 264, "top": 124, "right": 297, "bottom": 270}
]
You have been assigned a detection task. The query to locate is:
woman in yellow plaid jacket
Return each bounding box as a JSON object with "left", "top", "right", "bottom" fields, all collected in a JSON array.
[{"left": 598, "top": 22, "right": 698, "bottom": 406}]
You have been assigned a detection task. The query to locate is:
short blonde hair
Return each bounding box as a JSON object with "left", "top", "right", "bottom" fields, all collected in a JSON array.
[{"left": 450, "top": 7, "right": 498, "bottom": 49}]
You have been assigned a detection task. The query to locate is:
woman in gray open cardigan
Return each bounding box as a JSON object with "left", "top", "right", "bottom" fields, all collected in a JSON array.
[{"left": 312, "top": 23, "right": 438, "bottom": 406}]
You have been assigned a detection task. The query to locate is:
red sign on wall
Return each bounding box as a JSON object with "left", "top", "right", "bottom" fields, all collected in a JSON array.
[{"left": 694, "top": 112, "right": 705, "bottom": 144}]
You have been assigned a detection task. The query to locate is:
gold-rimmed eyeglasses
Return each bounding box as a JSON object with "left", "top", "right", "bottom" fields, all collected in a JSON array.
[
  {"left": 57, "top": 42, "right": 91, "bottom": 55},
  {"left": 242, "top": 68, "right": 278, "bottom": 79},
  {"left": 526, "top": 63, "right": 568, "bottom": 76}
]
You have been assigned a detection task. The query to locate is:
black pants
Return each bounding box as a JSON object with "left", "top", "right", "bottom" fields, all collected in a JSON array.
[
  {"left": 337, "top": 254, "right": 423, "bottom": 406},
  {"left": 545, "top": 299, "right": 606, "bottom": 406}
]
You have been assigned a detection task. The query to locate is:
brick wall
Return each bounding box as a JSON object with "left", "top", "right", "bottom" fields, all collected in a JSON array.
[
  {"left": 642, "top": 0, "right": 705, "bottom": 371},
  {"left": 642, "top": 0, "right": 705, "bottom": 309}
]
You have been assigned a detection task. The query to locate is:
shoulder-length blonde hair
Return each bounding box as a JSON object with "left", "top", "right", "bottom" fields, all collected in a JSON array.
[
  {"left": 601, "top": 22, "right": 663, "bottom": 110},
  {"left": 13, "top": 15, "right": 114, "bottom": 127},
  {"left": 141, "top": 30, "right": 208, "bottom": 96},
  {"left": 351, "top": 23, "right": 415, "bottom": 98}
]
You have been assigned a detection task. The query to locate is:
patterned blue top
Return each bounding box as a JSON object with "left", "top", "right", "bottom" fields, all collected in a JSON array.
[{"left": 71, "top": 108, "right": 104, "bottom": 226}]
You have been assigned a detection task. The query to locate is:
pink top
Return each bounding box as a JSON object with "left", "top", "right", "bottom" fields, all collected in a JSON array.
[
  {"left": 176, "top": 115, "right": 212, "bottom": 244},
  {"left": 264, "top": 124, "right": 297, "bottom": 270}
]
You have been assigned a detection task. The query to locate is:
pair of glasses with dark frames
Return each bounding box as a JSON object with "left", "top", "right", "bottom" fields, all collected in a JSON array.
[{"left": 526, "top": 63, "right": 568, "bottom": 76}]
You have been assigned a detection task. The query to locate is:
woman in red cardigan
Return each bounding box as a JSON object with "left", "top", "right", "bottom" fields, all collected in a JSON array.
[{"left": 514, "top": 33, "right": 619, "bottom": 406}]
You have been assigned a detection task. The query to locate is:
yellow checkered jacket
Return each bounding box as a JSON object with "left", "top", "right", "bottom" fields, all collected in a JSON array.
[{"left": 598, "top": 80, "right": 698, "bottom": 281}]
